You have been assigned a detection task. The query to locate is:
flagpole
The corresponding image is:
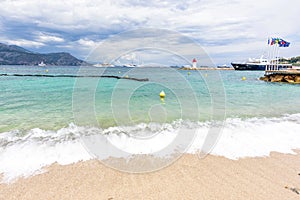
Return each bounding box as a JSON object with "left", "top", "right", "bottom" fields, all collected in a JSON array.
[
  {"left": 276, "top": 44, "right": 278, "bottom": 70},
  {"left": 269, "top": 37, "right": 272, "bottom": 71},
  {"left": 269, "top": 38, "right": 272, "bottom": 72},
  {"left": 268, "top": 37, "right": 272, "bottom": 71},
  {"left": 274, "top": 39, "right": 278, "bottom": 71},
  {"left": 267, "top": 37, "right": 270, "bottom": 71},
  {"left": 277, "top": 44, "right": 280, "bottom": 70},
  {"left": 275, "top": 43, "right": 278, "bottom": 71},
  {"left": 271, "top": 39, "right": 275, "bottom": 71}
]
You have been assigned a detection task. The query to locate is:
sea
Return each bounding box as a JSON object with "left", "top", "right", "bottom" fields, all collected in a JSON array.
[{"left": 1, "top": 65, "right": 300, "bottom": 182}]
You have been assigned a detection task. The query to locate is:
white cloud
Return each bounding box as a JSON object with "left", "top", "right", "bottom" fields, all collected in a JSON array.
[
  {"left": 36, "top": 33, "right": 64, "bottom": 43},
  {"left": 1, "top": 0, "right": 299, "bottom": 36},
  {"left": 76, "top": 38, "right": 98, "bottom": 48},
  {"left": 0, "top": 0, "right": 299, "bottom": 63},
  {"left": 6, "top": 39, "right": 45, "bottom": 48},
  {"left": 121, "top": 52, "right": 136, "bottom": 61}
]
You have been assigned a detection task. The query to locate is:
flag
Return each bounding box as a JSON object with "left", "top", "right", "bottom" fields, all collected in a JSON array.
[
  {"left": 279, "top": 39, "right": 290, "bottom": 47},
  {"left": 268, "top": 37, "right": 290, "bottom": 47}
]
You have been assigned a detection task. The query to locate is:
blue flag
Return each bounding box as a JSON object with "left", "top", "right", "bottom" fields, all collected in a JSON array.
[
  {"left": 279, "top": 39, "right": 290, "bottom": 47},
  {"left": 269, "top": 37, "right": 290, "bottom": 47}
]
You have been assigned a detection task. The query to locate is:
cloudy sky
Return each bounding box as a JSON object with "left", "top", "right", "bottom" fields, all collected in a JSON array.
[{"left": 0, "top": 0, "right": 299, "bottom": 65}]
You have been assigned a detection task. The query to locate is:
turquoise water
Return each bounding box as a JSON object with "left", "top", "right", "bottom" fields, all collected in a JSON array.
[
  {"left": 1, "top": 65, "right": 300, "bottom": 132},
  {"left": 2, "top": 65, "right": 300, "bottom": 182}
]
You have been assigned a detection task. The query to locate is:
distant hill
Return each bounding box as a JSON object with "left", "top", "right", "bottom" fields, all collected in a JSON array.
[
  {"left": 280, "top": 56, "right": 300, "bottom": 66},
  {"left": 0, "top": 43, "right": 89, "bottom": 66}
]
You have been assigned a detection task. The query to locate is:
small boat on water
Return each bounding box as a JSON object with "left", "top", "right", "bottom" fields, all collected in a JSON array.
[
  {"left": 217, "top": 64, "right": 231, "bottom": 68},
  {"left": 122, "top": 63, "right": 137, "bottom": 68},
  {"left": 93, "top": 63, "right": 114, "bottom": 67},
  {"left": 38, "top": 61, "right": 46, "bottom": 67},
  {"left": 231, "top": 56, "right": 292, "bottom": 71}
]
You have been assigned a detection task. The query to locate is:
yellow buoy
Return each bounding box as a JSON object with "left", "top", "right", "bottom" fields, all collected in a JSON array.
[
  {"left": 188, "top": 72, "right": 191, "bottom": 75},
  {"left": 125, "top": 75, "right": 129, "bottom": 78},
  {"left": 45, "top": 69, "right": 49, "bottom": 73},
  {"left": 159, "top": 90, "right": 165, "bottom": 98},
  {"left": 242, "top": 76, "right": 246, "bottom": 81}
]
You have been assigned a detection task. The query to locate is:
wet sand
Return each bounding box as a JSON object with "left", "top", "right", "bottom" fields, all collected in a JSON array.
[{"left": 1, "top": 152, "right": 300, "bottom": 200}]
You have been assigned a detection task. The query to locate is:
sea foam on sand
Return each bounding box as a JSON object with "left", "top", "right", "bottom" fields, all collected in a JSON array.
[{"left": 0, "top": 113, "right": 300, "bottom": 182}]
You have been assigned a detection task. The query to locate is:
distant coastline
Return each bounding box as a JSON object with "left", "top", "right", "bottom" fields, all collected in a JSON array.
[{"left": 0, "top": 43, "right": 89, "bottom": 66}]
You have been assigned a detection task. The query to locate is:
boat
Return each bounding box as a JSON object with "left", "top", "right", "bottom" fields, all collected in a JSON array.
[
  {"left": 231, "top": 56, "right": 269, "bottom": 70},
  {"left": 231, "top": 56, "right": 292, "bottom": 71},
  {"left": 38, "top": 61, "right": 46, "bottom": 67},
  {"left": 93, "top": 63, "right": 114, "bottom": 67},
  {"left": 217, "top": 64, "right": 231, "bottom": 68},
  {"left": 122, "top": 63, "right": 137, "bottom": 68}
]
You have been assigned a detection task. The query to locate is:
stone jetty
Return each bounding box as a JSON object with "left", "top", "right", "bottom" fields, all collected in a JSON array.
[{"left": 260, "top": 72, "right": 300, "bottom": 83}]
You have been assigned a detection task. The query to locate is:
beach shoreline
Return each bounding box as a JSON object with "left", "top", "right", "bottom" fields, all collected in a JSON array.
[{"left": 1, "top": 152, "right": 300, "bottom": 200}]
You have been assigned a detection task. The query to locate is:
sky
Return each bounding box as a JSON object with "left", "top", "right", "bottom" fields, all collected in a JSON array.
[{"left": 0, "top": 0, "right": 300, "bottom": 65}]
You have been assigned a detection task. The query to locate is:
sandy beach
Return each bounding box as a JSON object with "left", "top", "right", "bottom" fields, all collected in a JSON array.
[
  {"left": 1, "top": 0, "right": 300, "bottom": 199},
  {"left": 1, "top": 151, "right": 300, "bottom": 200}
]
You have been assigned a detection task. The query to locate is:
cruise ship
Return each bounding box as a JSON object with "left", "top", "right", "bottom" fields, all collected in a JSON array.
[{"left": 231, "top": 57, "right": 292, "bottom": 71}]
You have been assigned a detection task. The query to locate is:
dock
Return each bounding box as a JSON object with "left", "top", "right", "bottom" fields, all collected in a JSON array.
[
  {"left": 180, "top": 67, "right": 234, "bottom": 71},
  {"left": 260, "top": 65, "right": 300, "bottom": 83}
]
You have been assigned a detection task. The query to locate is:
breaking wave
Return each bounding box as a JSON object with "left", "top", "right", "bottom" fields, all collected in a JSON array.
[{"left": 1, "top": 113, "right": 300, "bottom": 182}]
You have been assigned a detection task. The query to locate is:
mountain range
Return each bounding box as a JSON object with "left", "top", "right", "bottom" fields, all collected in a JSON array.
[{"left": 0, "top": 43, "right": 88, "bottom": 66}]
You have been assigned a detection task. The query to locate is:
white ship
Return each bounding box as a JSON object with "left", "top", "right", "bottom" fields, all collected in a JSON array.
[{"left": 38, "top": 61, "right": 46, "bottom": 67}]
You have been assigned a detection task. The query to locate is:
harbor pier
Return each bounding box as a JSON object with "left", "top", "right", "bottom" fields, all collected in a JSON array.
[{"left": 260, "top": 64, "right": 300, "bottom": 83}]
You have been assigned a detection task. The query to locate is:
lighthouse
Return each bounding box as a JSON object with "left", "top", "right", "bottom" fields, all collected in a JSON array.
[{"left": 192, "top": 58, "right": 197, "bottom": 69}]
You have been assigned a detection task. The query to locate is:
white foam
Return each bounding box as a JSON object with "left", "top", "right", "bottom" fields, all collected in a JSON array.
[
  {"left": 189, "top": 114, "right": 300, "bottom": 159},
  {"left": 0, "top": 114, "right": 300, "bottom": 182},
  {"left": 0, "top": 124, "right": 93, "bottom": 182}
]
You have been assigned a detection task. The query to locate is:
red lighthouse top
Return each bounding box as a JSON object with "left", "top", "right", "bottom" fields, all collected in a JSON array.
[{"left": 192, "top": 58, "right": 197, "bottom": 62}]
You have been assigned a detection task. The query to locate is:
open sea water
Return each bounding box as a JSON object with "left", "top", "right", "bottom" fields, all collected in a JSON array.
[{"left": 0, "top": 65, "right": 300, "bottom": 181}]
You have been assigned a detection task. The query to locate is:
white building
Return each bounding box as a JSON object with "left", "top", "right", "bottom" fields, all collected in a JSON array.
[{"left": 192, "top": 58, "right": 197, "bottom": 69}]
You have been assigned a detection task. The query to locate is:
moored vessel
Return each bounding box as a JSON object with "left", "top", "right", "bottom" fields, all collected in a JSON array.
[{"left": 38, "top": 61, "right": 46, "bottom": 67}]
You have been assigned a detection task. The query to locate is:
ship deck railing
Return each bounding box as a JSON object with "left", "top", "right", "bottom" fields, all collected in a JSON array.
[
  {"left": 265, "top": 69, "right": 300, "bottom": 75},
  {"left": 264, "top": 63, "right": 298, "bottom": 75}
]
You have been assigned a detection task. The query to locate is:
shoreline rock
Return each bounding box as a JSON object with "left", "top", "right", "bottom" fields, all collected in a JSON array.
[{"left": 260, "top": 73, "right": 300, "bottom": 83}]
